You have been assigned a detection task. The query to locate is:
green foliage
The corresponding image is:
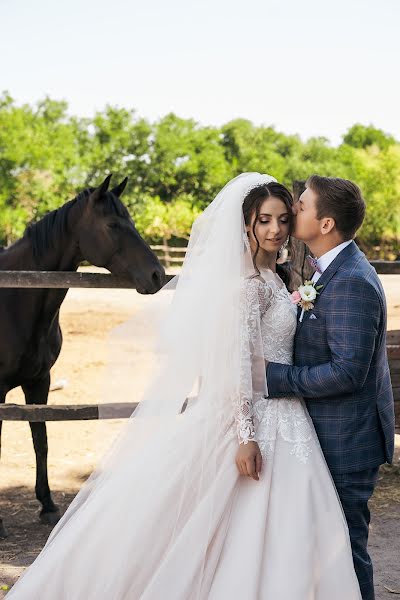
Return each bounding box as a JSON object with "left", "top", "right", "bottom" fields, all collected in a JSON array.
[
  {"left": 0, "top": 93, "right": 84, "bottom": 241},
  {"left": 145, "top": 114, "right": 233, "bottom": 207},
  {"left": 350, "top": 145, "right": 400, "bottom": 256},
  {"left": 0, "top": 93, "right": 398, "bottom": 257},
  {"left": 134, "top": 194, "right": 201, "bottom": 242},
  {"left": 343, "top": 124, "right": 396, "bottom": 150}
]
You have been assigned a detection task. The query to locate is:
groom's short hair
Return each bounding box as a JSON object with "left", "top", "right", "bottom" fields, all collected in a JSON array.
[{"left": 306, "top": 175, "right": 366, "bottom": 240}]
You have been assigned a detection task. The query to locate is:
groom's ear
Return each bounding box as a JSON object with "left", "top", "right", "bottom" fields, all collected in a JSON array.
[{"left": 320, "top": 217, "right": 335, "bottom": 235}]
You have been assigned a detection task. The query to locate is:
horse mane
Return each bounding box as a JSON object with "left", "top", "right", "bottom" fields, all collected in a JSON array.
[{"left": 26, "top": 188, "right": 131, "bottom": 261}]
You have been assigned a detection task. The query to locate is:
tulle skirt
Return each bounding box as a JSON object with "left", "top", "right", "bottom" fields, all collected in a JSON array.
[{"left": 7, "top": 400, "right": 361, "bottom": 599}]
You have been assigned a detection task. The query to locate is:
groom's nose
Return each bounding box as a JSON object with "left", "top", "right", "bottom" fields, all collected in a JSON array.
[{"left": 292, "top": 204, "right": 299, "bottom": 216}]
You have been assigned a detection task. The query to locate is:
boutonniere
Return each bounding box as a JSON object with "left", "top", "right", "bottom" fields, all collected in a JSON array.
[{"left": 290, "top": 280, "right": 323, "bottom": 322}]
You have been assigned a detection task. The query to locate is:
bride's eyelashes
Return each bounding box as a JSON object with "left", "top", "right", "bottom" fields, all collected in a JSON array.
[{"left": 258, "top": 218, "right": 289, "bottom": 224}]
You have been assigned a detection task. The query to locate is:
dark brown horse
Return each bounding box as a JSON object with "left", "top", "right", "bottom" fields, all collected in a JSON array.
[{"left": 0, "top": 175, "right": 165, "bottom": 537}]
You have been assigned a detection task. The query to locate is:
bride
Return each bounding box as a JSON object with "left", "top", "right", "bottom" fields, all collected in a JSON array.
[{"left": 7, "top": 173, "right": 361, "bottom": 599}]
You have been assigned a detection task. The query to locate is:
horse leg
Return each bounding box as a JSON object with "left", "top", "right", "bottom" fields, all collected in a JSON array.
[
  {"left": 22, "top": 374, "right": 60, "bottom": 525},
  {"left": 0, "top": 392, "right": 4, "bottom": 460},
  {"left": 0, "top": 386, "right": 8, "bottom": 538}
]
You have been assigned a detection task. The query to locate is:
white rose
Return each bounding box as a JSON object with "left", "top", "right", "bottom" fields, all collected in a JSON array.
[{"left": 299, "top": 284, "right": 317, "bottom": 302}]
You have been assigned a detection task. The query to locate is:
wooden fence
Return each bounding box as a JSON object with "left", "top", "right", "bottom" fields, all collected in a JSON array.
[
  {"left": 0, "top": 267, "right": 399, "bottom": 427},
  {"left": 151, "top": 242, "right": 400, "bottom": 275},
  {"left": 388, "top": 332, "right": 400, "bottom": 425},
  {"left": 150, "top": 244, "right": 186, "bottom": 269}
]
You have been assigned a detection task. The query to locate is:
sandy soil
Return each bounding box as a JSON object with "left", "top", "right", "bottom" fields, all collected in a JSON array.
[{"left": 0, "top": 271, "right": 399, "bottom": 598}]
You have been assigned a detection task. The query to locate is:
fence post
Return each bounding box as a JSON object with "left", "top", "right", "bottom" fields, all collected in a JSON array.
[
  {"left": 163, "top": 238, "right": 171, "bottom": 269},
  {"left": 290, "top": 180, "right": 314, "bottom": 290}
]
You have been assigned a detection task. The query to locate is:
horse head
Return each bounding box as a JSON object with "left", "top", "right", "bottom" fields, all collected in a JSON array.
[{"left": 78, "top": 175, "right": 165, "bottom": 294}]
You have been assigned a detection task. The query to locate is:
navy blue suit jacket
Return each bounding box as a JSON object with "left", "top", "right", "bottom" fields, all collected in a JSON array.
[{"left": 267, "top": 241, "right": 395, "bottom": 474}]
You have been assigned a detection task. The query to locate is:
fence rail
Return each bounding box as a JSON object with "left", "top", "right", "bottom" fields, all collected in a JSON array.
[
  {"left": 150, "top": 244, "right": 186, "bottom": 267},
  {"left": 152, "top": 242, "right": 400, "bottom": 274},
  {"left": 0, "top": 402, "right": 138, "bottom": 421},
  {"left": 0, "top": 261, "right": 398, "bottom": 289},
  {"left": 370, "top": 261, "right": 400, "bottom": 275},
  {"left": 0, "top": 271, "right": 175, "bottom": 288}
]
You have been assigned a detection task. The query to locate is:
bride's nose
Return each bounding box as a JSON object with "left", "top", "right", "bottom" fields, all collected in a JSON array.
[{"left": 269, "top": 221, "right": 280, "bottom": 235}]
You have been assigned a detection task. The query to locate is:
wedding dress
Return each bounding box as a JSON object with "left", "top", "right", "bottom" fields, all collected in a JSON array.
[{"left": 7, "top": 173, "right": 361, "bottom": 599}]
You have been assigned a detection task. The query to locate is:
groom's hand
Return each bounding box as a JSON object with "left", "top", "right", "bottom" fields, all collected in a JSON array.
[{"left": 236, "top": 441, "right": 262, "bottom": 481}]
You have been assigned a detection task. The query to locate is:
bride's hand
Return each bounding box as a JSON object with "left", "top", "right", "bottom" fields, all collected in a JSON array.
[{"left": 235, "top": 441, "right": 262, "bottom": 481}]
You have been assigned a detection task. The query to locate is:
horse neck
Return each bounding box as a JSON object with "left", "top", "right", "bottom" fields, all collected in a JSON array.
[
  {"left": 0, "top": 237, "right": 81, "bottom": 272},
  {"left": 0, "top": 202, "right": 84, "bottom": 332},
  {"left": 2, "top": 202, "right": 83, "bottom": 272},
  {"left": 0, "top": 238, "right": 32, "bottom": 270}
]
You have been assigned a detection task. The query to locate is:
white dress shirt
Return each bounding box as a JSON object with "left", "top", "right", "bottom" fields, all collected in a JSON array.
[{"left": 311, "top": 240, "right": 353, "bottom": 283}]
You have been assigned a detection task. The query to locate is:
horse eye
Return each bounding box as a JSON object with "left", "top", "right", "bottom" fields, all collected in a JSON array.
[{"left": 108, "top": 222, "right": 119, "bottom": 229}]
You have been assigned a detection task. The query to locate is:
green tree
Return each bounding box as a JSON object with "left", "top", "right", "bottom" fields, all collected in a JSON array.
[
  {"left": 221, "top": 119, "right": 290, "bottom": 182},
  {"left": 134, "top": 194, "right": 201, "bottom": 242},
  {"left": 343, "top": 124, "right": 396, "bottom": 150},
  {"left": 349, "top": 145, "right": 400, "bottom": 257},
  {"left": 0, "top": 94, "right": 82, "bottom": 242},
  {"left": 0, "top": 93, "right": 398, "bottom": 258},
  {"left": 79, "top": 105, "right": 153, "bottom": 196},
  {"left": 142, "top": 113, "right": 232, "bottom": 208}
]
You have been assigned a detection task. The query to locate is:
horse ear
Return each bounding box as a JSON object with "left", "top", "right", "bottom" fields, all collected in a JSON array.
[
  {"left": 90, "top": 174, "right": 112, "bottom": 202},
  {"left": 111, "top": 177, "right": 128, "bottom": 197}
]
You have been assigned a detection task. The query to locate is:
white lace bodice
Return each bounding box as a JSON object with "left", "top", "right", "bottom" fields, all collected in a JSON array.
[{"left": 234, "top": 272, "right": 313, "bottom": 463}]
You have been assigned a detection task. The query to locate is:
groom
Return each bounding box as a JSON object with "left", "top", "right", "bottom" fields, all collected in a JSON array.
[{"left": 266, "top": 175, "right": 395, "bottom": 600}]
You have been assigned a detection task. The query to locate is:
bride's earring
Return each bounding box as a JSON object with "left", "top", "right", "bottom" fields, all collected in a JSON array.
[{"left": 278, "top": 237, "right": 289, "bottom": 258}]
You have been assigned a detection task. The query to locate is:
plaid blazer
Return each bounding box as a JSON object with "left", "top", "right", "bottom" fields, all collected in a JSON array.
[{"left": 267, "top": 241, "right": 395, "bottom": 474}]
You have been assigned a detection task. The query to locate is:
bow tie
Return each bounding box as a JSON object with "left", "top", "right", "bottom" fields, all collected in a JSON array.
[{"left": 307, "top": 255, "right": 322, "bottom": 274}]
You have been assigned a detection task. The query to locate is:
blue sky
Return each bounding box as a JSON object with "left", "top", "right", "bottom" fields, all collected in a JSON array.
[{"left": 1, "top": 0, "right": 399, "bottom": 144}]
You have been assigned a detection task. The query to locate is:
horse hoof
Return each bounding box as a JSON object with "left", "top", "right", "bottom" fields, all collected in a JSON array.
[{"left": 40, "top": 510, "right": 61, "bottom": 525}]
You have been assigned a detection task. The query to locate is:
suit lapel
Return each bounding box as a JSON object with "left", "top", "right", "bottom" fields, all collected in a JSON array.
[
  {"left": 296, "top": 241, "right": 363, "bottom": 332},
  {"left": 313, "top": 241, "right": 362, "bottom": 298}
]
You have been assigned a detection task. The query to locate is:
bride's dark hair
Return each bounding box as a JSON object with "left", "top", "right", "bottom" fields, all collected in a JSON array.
[{"left": 242, "top": 182, "right": 294, "bottom": 288}]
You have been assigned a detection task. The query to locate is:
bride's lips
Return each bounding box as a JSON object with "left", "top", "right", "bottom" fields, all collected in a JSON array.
[{"left": 266, "top": 238, "right": 283, "bottom": 245}]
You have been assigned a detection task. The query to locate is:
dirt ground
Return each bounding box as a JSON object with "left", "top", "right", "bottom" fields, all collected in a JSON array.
[{"left": 0, "top": 271, "right": 399, "bottom": 598}]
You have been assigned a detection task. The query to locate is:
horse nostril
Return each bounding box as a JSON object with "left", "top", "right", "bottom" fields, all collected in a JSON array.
[{"left": 152, "top": 270, "right": 165, "bottom": 289}]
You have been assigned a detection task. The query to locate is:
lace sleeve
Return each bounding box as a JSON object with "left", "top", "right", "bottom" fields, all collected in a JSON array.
[{"left": 235, "top": 278, "right": 272, "bottom": 445}]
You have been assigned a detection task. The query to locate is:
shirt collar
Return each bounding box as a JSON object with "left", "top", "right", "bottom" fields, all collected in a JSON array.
[{"left": 316, "top": 240, "right": 353, "bottom": 274}]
